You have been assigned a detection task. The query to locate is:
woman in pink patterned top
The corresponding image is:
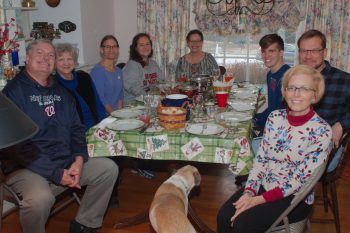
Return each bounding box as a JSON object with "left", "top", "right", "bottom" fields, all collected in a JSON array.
[{"left": 217, "top": 65, "right": 333, "bottom": 233}]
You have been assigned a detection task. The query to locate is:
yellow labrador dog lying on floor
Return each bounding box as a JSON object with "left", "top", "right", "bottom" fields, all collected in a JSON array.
[{"left": 149, "top": 165, "right": 201, "bottom": 233}]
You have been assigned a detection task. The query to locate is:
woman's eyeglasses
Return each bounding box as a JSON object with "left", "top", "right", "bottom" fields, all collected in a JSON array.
[
  {"left": 102, "top": 45, "right": 118, "bottom": 50},
  {"left": 285, "top": 86, "right": 316, "bottom": 94}
]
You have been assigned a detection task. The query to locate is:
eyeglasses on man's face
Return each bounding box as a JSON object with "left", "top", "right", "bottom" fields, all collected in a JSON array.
[
  {"left": 285, "top": 86, "right": 316, "bottom": 94},
  {"left": 298, "top": 48, "right": 324, "bottom": 55},
  {"left": 102, "top": 45, "right": 118, "bottom": 50}
]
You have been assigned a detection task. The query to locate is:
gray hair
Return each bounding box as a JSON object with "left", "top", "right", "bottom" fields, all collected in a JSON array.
[
  {"left": 26, "top": 39, "right": 55, "bottom": 56},
  {"left": 54, "top": 43, "right": 79, "bottom": 64}
]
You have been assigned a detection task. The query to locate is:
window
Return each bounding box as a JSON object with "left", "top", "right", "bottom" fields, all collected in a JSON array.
[{"left": 203, "top": 29, "right": 297, "bottom": 84}]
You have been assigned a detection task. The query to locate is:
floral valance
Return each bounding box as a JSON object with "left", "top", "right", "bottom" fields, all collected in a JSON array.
[{"left": 193, "top": 0, "right": 307, "bottom": 35}]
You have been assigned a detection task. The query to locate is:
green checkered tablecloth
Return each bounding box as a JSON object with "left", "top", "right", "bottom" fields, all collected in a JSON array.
[
  {"left": 86, "top": 118, "right": 255, "bottom": 176},
  {"left": 86, "top": 85, "right": 263, "bottom": 176}
]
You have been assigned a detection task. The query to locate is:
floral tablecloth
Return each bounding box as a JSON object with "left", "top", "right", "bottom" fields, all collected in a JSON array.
[{"left": 86, "top": 115, "right": 254, "bottom": 176}]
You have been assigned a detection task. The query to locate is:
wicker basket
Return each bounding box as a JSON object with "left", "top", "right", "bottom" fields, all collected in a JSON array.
[
  {"left": 157, "top": 106, "right": 186, "bottom": 129},
  {"left": 213, "top": 85, "right": 232, "bottom": 93}
]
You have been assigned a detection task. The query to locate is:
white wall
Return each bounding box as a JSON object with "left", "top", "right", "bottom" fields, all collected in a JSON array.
[
  {"left": 30, "top": 0, "right": 134, "bottom": 66},
  {"left": 114, "top": 0, "right": 138, "bottom": 63},
  {"left": 31, "top": 0, "right": 84, "bottom": 63},
  {"left": 7, "top": 1, "right": 198, "bottom": 66},
  {"left": 80, "top": 0, "right": 116, "bottom": 65}
]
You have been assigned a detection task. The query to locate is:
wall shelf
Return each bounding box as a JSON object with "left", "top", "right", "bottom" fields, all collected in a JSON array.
[
  {"left": 3, "top": 7, "right": 38, "bottom": 11},
  {"left": 16, "top": 37, "right": 34, "bottom": 42}
]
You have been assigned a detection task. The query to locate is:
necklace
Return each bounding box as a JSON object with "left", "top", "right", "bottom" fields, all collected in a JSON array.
[{"left": 100, "top": 62, "right": 115, "bottom": 72}]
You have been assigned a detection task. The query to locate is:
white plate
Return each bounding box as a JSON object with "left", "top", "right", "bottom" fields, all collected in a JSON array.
[
  {"left": 97, "top": 117, "right": 116, "bottom": 128},
  {"left": 215, "top": 112, "right": 252, "bottom": 124},
  {"left": 107, "top": 119, "right": 144, "bottom": 131},
  {"left": 229, "top": 102, "right": 255, "bottom": 112},
  {"left": 133, "top": 105, "right": 146, "bottom": 110},
  {"left": 228, "top": 99, "right": 256, "bottom": 106},
  {"left": 186, "top": 123, "right": 225, "bottom": 135},
  {"left": 237, "top": 82, "right": 258, "bottom": 89},
  {"left": 111, "top": 109, "right": 143, "bottom": 119},
  {"left": 239, "top": 83, "right": 257, "bottom": 89},
  {"left": 135, "top": 95, "right": 143, "bottom": 102},
  {"left": 146, "top": 125, "right": 164, "bottom": 133},
  {"left": 233, "top": 91, "right": 257, "bottom": 99}
]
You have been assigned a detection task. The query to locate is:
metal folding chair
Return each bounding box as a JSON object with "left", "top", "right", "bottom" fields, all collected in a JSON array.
[
  {"left": 219, "top": 66, "right": 226, "bottom": 76},
  {"left": 265, "top": 160, "right": 328, "bottom": 233}
]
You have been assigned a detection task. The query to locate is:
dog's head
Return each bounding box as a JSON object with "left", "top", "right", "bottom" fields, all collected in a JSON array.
[{"left": 174, "top": 165, "right": 201, "bottom": 191}]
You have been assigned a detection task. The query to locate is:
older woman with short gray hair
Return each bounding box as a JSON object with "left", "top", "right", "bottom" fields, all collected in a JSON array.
[{"left": 54, "top": 43, "right": 106, "bottom": 129}]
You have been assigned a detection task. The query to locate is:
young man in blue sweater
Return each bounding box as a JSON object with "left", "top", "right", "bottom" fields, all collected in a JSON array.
[
  {"left": 253, "top": 34, "right": 290, "bottom": 153},
  {"left": 255, "top": 34, "right": 290, "bottom": 128},
  {"left": 2, "top": 39, "right": 118, "bottom": 233}
]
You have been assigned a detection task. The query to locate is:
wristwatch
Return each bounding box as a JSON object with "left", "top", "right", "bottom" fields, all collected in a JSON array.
[{"left": 243, "top": 190, "right": 254, "bottom": 197}]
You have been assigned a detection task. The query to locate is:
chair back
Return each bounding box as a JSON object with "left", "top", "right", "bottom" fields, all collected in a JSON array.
[
  {"left": 116, "top": 62, "right": 126, "bottom": 69},
  {"left": 219, "top": 66, "right": 226, "bottom": 76},
  {"left": 265, "top": 160, "right": 328, "bottom": 233},
  {"left": 325, "top": 133, "right": 349, "bottom": 178}
]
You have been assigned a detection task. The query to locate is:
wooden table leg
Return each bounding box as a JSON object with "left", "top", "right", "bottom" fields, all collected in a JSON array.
[
  {"left": 188, "top": 202, "right": 216, "bottom": 233},
  {"left": 114, "top": 209, "right": 149, "bottom": 229},
  {"left": 187, "top": 186, "right": 216, "bottom": 233}
]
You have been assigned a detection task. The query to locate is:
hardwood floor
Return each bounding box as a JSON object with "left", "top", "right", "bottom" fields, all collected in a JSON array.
[{"left": 2, "top": 161, "right": 350, "bottom": 233}]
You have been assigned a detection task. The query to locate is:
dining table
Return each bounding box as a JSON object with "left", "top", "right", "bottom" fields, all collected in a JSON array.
[{"left": 85, "top": 82, "right": 262, "bottom": 232}]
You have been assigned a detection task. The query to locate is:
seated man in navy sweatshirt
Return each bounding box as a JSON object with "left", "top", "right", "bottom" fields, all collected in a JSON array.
[{"left": 2, "top": 39, "right": 118, "bottom": 233}]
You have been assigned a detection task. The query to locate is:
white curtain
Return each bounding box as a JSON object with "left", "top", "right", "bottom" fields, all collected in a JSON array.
[{"left": 137, "top": 0, "right": 191, "bottom": 82}]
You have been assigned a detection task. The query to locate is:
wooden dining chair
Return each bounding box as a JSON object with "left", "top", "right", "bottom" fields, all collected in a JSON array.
[
  {"left": 219, "top": 66, "right": 226, "bottom": 76},
  {"left": 116, "top": 62, "right": 126, "bottom": 69},
  {"left": 311, "top": 133, "right": 349, "bottom": 233},
  {"left": 265, "top": 160, "right": 328, "bottom": 233},
  {"left": 0, "top": 170, "right": 81, "bottom": 232}
]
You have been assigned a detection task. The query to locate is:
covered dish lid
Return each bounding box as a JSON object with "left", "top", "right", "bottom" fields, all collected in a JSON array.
[
  {"left": 179, "top": 84, "right": 197, "bottom": 91},
  {"left": 190, "top": 74, "right": 212, "bottom": 83}
]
